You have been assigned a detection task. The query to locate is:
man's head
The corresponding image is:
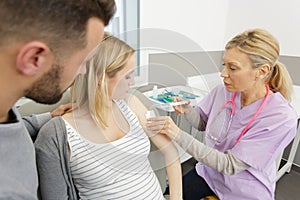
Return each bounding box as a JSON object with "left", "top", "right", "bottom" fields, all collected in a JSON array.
[{"left": 0, "top": 0, "right": 116, "bottom": 104}]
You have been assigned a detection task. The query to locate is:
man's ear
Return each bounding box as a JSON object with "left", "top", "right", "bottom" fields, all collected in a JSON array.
[{"left": 16, "top": 41, "right": 52, "bottom": 76}]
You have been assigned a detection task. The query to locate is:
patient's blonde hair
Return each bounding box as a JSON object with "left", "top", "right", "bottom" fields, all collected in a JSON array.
[
  {"left": 226, "top": 28, "right": 293, "bottom": 101},
  {"left": 72, "top": 33, "right": 135, "bottom": 127}
]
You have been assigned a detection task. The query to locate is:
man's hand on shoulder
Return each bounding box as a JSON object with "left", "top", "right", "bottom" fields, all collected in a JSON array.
[{"left": 50, "top": 103, "right": 72, "bottom": 117}]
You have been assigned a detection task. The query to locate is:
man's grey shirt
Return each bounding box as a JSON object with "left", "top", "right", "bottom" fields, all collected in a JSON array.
[{"left": 0, "top": 107, "right": 50, "bottom": 199}]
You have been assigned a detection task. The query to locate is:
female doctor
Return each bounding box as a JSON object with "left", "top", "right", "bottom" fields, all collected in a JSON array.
[{"left": 146, "top": 28, "right": 298, "bottom": 200}]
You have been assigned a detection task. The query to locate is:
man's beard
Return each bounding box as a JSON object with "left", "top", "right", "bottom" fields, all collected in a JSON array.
[{"left": 24, "top": 63, "right": 64, "bottom": 104}]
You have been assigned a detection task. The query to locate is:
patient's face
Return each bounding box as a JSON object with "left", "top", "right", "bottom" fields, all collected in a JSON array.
[{"left": 108, "top": 55, "right": 136, "bottom": 99}]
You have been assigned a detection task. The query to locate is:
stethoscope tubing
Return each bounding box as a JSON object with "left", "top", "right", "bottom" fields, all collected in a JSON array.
[{"left": 221, "top": 84, "right": 270, "bottom": 145}]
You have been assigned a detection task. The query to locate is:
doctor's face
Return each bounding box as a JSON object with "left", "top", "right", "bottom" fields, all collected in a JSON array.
[
  {"left": 221, "top": 47, "right": 258, "bottom": 93},
  {"left": 108, "top": 55, "right": 136, "bottom": 99}
]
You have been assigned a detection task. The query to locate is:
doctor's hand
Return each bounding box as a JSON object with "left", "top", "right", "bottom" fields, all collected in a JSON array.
[
  {"left": 146, "top": 116, "right": 183, "bottom": 141},
  {"left": 173, "top": 97, "right": 193, "bottom": 115}
]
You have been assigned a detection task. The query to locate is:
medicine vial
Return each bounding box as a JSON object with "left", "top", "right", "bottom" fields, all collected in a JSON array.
[{"left": 145, "top": 110, "right": 156, "bottom": 119}]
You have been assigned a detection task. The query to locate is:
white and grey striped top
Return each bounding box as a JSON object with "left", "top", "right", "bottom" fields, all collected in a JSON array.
[{"left": 65, "top": 99, "right": 164, "bottom": 200}]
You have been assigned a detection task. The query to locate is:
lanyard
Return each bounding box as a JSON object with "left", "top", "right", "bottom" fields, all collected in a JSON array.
[{"left": 222, "top": 84, "right": 270, "bottom": 145}]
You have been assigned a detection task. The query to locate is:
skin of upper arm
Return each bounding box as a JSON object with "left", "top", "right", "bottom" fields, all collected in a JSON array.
[
  {"left": 126, "top": 94, "right": 179, "bottom": 157},
  {"left": 126, "top": 94, "right": 182, "bottom": 199}
]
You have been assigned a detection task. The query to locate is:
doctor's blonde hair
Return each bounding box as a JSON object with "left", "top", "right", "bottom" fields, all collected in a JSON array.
[
  {"left": 71, "top": 33, "right": 135, "bottom": 128},
  {"left": 226, "top": 28, "right": 293, "bottom": 101}
]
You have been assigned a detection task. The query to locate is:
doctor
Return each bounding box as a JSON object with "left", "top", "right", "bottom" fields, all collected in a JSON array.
[{"left": 146, "top": 28, "right": 298, "bottom": 200}]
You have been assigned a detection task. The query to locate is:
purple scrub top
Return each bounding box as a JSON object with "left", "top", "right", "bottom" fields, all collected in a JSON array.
[{"left": 195, "top": 85, "right": 298, "bottom": 200}]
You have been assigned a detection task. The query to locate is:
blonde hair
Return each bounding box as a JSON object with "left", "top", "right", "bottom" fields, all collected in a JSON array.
[
  {"left": 72, "top": 33, "right": 135, "bottom": 127},
  {"left": 225, "top": 28, "right": 293, "bottom": 101}
]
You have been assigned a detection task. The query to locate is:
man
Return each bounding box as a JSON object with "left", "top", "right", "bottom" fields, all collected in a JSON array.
[{"left": 0, "top": 0, "right": 116, "bottom": 199}]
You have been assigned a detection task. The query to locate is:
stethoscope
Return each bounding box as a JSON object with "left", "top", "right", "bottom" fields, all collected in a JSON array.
[{"left": 222, "top": 83, "right": 270, "bottom": 145}]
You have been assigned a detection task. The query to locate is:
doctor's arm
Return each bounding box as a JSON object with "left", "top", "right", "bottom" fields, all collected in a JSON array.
[
  {"left": 172, "top": 100, "right": 206, "bottom": 131},
  {"left": 147, "top": 116, "right": 249, "bottom": 176}
]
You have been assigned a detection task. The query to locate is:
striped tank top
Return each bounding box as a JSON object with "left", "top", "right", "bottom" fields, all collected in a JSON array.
[{"left": 65, "top": 99, "right": 164, "bottom": 200}]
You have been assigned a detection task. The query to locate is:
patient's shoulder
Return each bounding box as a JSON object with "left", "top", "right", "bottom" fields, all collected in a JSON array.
[
  {"left": 36, "top": 117, "right": 66, "bottom": 144},
  {"left": 123, "top": 93, "right": 142, "bottom": 106}
]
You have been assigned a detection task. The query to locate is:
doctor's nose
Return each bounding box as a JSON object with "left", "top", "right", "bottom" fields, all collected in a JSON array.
[{"left": 221, "top": 68, "right": 229, "bottom": 78}]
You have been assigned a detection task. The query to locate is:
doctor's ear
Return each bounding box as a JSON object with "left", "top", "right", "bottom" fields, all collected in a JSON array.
[
  {"left": 16, "top": 41, "right": 53, "bottom": 76},
  {"left": 256, "top": 64, "right": 271, "bottom": 79}
]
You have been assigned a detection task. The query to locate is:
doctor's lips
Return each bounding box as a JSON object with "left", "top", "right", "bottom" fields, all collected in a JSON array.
[{"left": 224, "top": 82, "right": 231, "bottom": 87}]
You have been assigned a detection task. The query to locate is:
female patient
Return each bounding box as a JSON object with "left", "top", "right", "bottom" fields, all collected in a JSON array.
[{"left": 35, "top": 34, "right": 182, "bottom": 200}]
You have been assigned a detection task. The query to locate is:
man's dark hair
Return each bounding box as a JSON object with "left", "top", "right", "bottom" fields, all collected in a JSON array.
[{"left": 0, "top": 0, "right": 116, "bottom": 56}]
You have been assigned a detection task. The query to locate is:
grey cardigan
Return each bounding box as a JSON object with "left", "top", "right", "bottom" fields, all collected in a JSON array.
[{"left": 35, "top": 117, "right": 78, "bottom": 200}]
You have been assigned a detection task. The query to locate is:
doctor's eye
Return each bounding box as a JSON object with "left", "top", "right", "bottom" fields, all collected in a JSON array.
[
  {"left": 222, "top": 63, "right": 236, "bottom": 71},
  {"left": 229, "top": 66, "right": 237, "bottom": 71}
]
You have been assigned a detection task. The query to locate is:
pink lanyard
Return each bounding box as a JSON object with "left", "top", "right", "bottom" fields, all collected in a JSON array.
[{"left": 222, "top": 84, "right": 270, "bottom": 145}]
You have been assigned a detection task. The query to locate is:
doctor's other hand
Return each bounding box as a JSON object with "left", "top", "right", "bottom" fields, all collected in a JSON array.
[
  {"left": 173, "top": 97, "right": 193, "bottom": 115},
  {"left": 146, "top": 116, "right": 182, "bottom": 141}
]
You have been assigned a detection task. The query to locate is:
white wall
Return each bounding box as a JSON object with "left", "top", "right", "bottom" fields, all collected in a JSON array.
[
  {"left": 138, "top": 0, "right": 229, "bottom": 85},
  {"left": 140, "top": 0, "right": 300, "bottom": 56},
  {"left": 140, "top": 0, "right": 229, "bottom": 51},
  {"left": 225, "top": 0, "right": 300, "bottom": 56}
]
